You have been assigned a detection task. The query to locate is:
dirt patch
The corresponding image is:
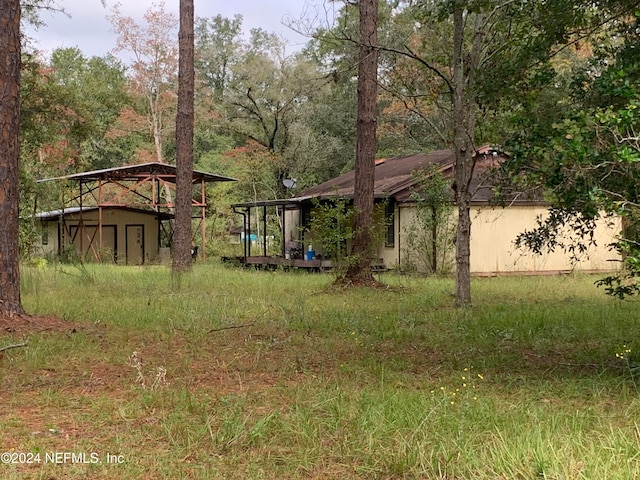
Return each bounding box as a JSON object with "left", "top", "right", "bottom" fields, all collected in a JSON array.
[{"left": 0, "top": 313, "right": 80, "bottom": 334}]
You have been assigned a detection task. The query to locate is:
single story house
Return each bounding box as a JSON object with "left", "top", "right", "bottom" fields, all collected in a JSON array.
[{"left": 233, "top": 146, "right": 621, "bottom": 275}]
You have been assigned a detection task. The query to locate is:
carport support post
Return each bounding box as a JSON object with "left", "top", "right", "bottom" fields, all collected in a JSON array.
[
  {"left": 201, "top": 205, "right": 206, "bottom": 259},
  {"left": 243, "top": 208, "right": 248, "bottom": 259},
  {"left": 281, "top": 205, "right": 286, "bottom": 257},
  {"left": 247, "top": 207, "right": 251, "bottom": 257},
  {"left": 98, "top": 179, "right": 103, "bottom": 255},
  {"left": 79, "top": 181, "right": 83, "bottom": 255},
  {"left": 262, "top": 205, "right": 267, "bottom": 257},
  {"left": 201, "top": 179, "right": 206, "bottom": 259}
]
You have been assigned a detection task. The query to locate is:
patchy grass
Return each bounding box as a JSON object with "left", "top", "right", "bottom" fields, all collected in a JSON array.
[{"left": 1, "top": 264, "right": 640, "bottom": 478}]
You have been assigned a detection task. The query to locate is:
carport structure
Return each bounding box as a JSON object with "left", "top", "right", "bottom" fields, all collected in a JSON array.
[{"left": 39, "top": 162, "right": 235, "bottom": 263}]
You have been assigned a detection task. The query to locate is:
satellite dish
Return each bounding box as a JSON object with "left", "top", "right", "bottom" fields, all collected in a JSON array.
[{"left": 283, "top": 178, "right": 297, "bottom": 189}]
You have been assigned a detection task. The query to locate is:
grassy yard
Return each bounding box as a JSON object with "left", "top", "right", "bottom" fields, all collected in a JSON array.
[{"left": 1, "top": 263, "right": 640, "bottom": 479}]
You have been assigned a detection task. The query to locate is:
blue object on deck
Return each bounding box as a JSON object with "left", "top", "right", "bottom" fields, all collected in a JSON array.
[{"left": 306, "top": 250, "right": 315, "bottom": 261}]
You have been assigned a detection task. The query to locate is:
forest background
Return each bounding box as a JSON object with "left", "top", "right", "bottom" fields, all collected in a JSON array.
[{"left": 18, "top": 0, "right": 640, "bottom": 277}]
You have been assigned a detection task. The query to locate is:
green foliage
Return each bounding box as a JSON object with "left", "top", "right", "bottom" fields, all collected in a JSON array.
[
  {"left": 195, "top": 14, "right": 243, "bottom": 100},
  {"left": 401, "top": 167, "right": 456, "bottom": 274},
  {"left": 39, "top": 48, "right": 129, "bottom": 172},
  {"left": 196, "top": 16, "right": 334, "bottom": 195},
  {"left": 501, "top": 7, "right": 640, "bottom": 298},
  {"left": 309, "top": 197, "right": 356, "bottom": 275},
  {"left": 596, "top": 243, "right": 640, "bottom": 299},
  {"left": 308, "top": 197, "right": 387, "bottom": 277},
  {"left": 17, "top": 219, "right": 39, "bottom": 261}
]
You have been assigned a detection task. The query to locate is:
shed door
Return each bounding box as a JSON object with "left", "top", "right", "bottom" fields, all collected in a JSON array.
[
  {"left": 68, "top": 224, "right": 116, "bottom": 262},
  {"left": 99, "top": 226, "right": 117, "bottom": 263},
  {"left": 126, "top": 225, "right": 144, "bottom": 265}
]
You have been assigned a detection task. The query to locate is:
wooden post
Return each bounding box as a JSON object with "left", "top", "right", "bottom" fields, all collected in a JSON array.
[{"left": 201, "top": 178, "right": 206, "bottom": 259}]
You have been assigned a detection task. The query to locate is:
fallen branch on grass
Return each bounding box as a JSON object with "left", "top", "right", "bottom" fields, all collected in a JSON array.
[
  {"left": 208, "top": 322, "right": 255, "bottom": 333},
  {"left": 0, "top": 341, "right": 28, "bottom": 353}
]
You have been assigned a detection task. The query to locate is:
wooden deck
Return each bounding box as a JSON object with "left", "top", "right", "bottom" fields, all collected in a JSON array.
[
  {"left": 242, "top": 256, "right": 333, "bottom": 271},
  {"left": 223, "top": 256, "right": 387, "bottom": 273}
]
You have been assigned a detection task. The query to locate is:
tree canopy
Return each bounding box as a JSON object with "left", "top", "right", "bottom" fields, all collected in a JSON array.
[{"left": 500, "top": 4, "right": 640, "bottom": 297}]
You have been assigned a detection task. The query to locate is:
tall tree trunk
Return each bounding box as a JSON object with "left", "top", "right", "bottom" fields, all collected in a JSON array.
[
  {"left": 150, "top": 95, "right": 165, "bottom": 163},
  {"left": 451, "top": 7, "right": 485, "bottom": 307},
  {"left": 0, "top": 0, "right": 24, "bottom": 315},
  {"left": 344, "top": 0, "right": 378, "bottom": 285},
  {"left": 172, "top": 0, "right": 195, "bottom": 274},
  {"left": 452, "top": 5, "right": 474, "bottom": 307}
]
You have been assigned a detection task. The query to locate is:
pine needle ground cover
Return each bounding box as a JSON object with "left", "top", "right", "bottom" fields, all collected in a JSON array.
[{"left": 1, "top": 264, "right": 640, "bottom": 479}]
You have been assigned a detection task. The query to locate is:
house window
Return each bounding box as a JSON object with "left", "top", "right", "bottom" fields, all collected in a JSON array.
[{"left": 385, "top": 200, "right": 395, "bottom": 247}]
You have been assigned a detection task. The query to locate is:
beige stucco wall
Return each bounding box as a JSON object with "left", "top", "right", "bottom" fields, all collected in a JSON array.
[
  {"left": 280, "top": 202, "right": 621, "bottom": 274},
  {"left": 38, "top": 223, "right": 59, "bottom": 257},
  {"left": 468, "top": 206, "right": 621, "bottom": 273},
  {"left": 380, "top": 203, "right": 405, "bottom": 269},
  {"left": 37, "top": 209, "right": 164, "bottom": 264},
  {"left": 386, "top": 204, "right": 621, "bottom": 274}
]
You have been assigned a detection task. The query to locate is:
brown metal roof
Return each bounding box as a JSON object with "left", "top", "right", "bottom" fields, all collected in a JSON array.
[
  {"left": 232, "top": 146, "right": 543, "bottom": 208},
  {"left": 295, "top": 146, "right": 543, "bottom": 205},
  {"left": 299, "top": 149, "right": 455, "bottom": 201},
  {"left": 38, "top": 162, "right": 237, "bottom": 184}
]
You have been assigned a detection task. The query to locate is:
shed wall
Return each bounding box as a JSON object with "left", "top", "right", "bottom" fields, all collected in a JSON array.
[{"left": 37, "top": 209, "right": 164, "bottom": 264}]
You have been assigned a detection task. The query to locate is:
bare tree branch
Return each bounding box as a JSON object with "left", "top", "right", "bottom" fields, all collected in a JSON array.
[
  {"left": 208, "top": 322, "right": 255, "bottom": 333},
  {"left": 376, "top": 43, "right": 453, "bottom": 94},
  {"left": 0, "top": 341, "right": 28, "bottom": 353}
]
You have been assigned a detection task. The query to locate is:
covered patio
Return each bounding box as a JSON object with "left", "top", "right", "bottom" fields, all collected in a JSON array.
[
  {"left": 230, "top": 198, "right": 330, "bottom": 271},
  {"left": 231, "top": 197, "right": 386, "bottom": 272}
]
